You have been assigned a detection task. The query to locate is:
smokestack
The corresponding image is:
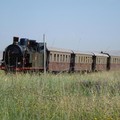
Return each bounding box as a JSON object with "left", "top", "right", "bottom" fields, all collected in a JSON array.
[{"left": 13, "top": 37, "right": 19, "bottom": 44}]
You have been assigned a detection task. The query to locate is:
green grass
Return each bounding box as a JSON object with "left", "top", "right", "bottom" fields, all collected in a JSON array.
[{"left": 0, "top": 71, "right": 120, "bottom": 120}]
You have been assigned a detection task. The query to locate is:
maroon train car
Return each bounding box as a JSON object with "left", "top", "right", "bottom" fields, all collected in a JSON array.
[
  {"left": 92, "top": 52, "right": 109, "bottom": 71},
  {"left": 47, "top": 47, "right": 73, "bottom": 72},
  {"left": 73, "top": 51, "right": 93, "bottom": 72},
  {"left": 103, "top": 51, "right": 120, "bottom": 71}
]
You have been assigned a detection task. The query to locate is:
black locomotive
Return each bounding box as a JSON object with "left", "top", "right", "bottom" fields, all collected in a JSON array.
[
  {"left": 1, "top": 37, "right": 120, "bottom": 73},
  {"left": 1, "top": 37, "right": 45, "bottom": 72}
]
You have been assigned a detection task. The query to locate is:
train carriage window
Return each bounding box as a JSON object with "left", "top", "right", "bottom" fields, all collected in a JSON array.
[
  {"left": 88, "top": 57, "right": 90, "bottom": 63},
  {"left": 50, "top": 53, "right": 52, "bottom": 62},
  {"left": 67, "top": 55, "right": 69, "bottom": 62},
  {"left": 82, "top": 56, "right": 84, "bottom": 63},
  {"left": 98, "top": 58, "right": 100, "bottom": 64},
  {"left": 111, "top": 58, "right": 113, "bottom": 63},
  {"left": 90, "top": 57, "right": 92, "bottom": 63},
  {"left": 75, "top": 56, "right": 77, "bottom": 63},
  {"left": 81, "top": 56, "right": 83, "bottom": 63},
  {"left": 110, "top": 58, "right": 113, "bottom": 63},
  {"left": 105, "top": 58, "right": 107, "bottom": 64},
  {"left": 86, "top": 57, "right": 88, "bottom": 63},
  {"left": 60, "top": 54, "right": 62, "bottom": 62},
  {"left": 117, "top": 58, "right": 118, "bottom": 63},
  {"left": 77, "top": 56, "right": 79, "bottom": 63},
  {"left": 114, "top": 58, "right": 115, "bottom": 63},
  {"left": 68, "top": 55, "right": 69, "bottom": 62},
  {"left": 101, "top": 58, "right": 102, "bottom": 64},
  {"left": 86, "top": 57, "right": 87, "bottom": 63},
  {"left": 96, "top": 58, "right": 98, "bottom": 64},
  {"left": 66, "top": 55, "right": 67, "bottom": 62},
  {"left": 79, "top": 56, "right": 80, "bottom": 63},
  {"left": 83, "top": 56, "right": 85, "bottom": 63},
  {"left": 63, "top": 55, "right": 65, "bottom": 62},
  {"left": 103, "top": 58, "right": 105, "bottom": 64},
  {"left": 57, "top": 54, "right": 59, "bottom": 62},
  {"left": 99, "top": 58, "right": 101, "bottom": 64},
  {"left": 115, "top": 58, "right": 116, "bottom": 63},
  {"left": 119, "top": 58, "right": 120, "bottom": 64},
  {"left": 54, "top": 54, "right": 56, "bottom": 62},
  {"left": 114, "top": 58, "right": 116, "bottom": 63},
  {"left": 80, "top": 56, "right": 82, "bottom": 63},
  {"left": 79, "top": 56, "right": 81, "bottom": 63},
  {"left": 113, "top": 58, "right": 114, "bottom": 63},
  {"left": 67, "top": 55, "right": 69, "bottom": 63},
  {"left": 81, "top": 56, "right": 82, "bottom": 63},
  {"left": 89, "top": 57, "right": 91, "bottom": 63}
]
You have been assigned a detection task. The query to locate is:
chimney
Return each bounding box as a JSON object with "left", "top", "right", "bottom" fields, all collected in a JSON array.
[{"left": 13, "top": 37, "right": 19, "bottom": 44}]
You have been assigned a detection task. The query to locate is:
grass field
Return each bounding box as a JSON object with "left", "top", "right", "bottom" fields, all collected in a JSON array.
[{"left": 0, "top": 71, "right": 120, "bottom": 120}]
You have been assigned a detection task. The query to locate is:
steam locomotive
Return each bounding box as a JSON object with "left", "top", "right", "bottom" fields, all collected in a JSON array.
[
  {"left": 1, "top": 37, "right": 120, "bottom": 73},
  {"left": 1, "top": 37, "right": 45, "bottom": 72}
]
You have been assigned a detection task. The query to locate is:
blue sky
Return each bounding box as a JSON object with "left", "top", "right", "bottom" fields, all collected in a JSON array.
[{"left": 0, "top": 0, "right": 120, "bottom": 51}]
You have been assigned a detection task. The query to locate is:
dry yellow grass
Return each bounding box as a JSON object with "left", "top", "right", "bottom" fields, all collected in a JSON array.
[{"left": 0, "top": 71, "right": 119, "bottom": 120}]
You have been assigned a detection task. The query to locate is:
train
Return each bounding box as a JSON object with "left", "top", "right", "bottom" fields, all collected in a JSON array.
[{"left": 0, "top": 37, "right": 120, "bottom": 73}]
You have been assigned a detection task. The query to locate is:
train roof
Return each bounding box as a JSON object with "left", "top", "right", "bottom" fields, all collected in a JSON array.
[
  {"left": 47, "top": 47, "right": 109, "bottom": 57},
  {"left": 47, "top": 47, "right": 73, "bottom": 53},
  {"left": 92, "top": 52, "right": 109, "bottom": 57},
  {"left": 73, "top": 50, "right": 109, "bottom": 57},
  {"left": 73, "top": 50, "right": 93, "bottom": 55},
  {"left": 102, "top": 50, "right": 120, "bottom": 57}
]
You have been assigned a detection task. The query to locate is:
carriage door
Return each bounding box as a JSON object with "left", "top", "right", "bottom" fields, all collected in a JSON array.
[
  {"left": 70, "top": 53, "right": 75, "bottom": 72},
  {"left": 107, "top": 56, "right": 111, "bottom": 70},
  {"left": 92, "top": 55, "right": 96, "bottom": 71}
]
